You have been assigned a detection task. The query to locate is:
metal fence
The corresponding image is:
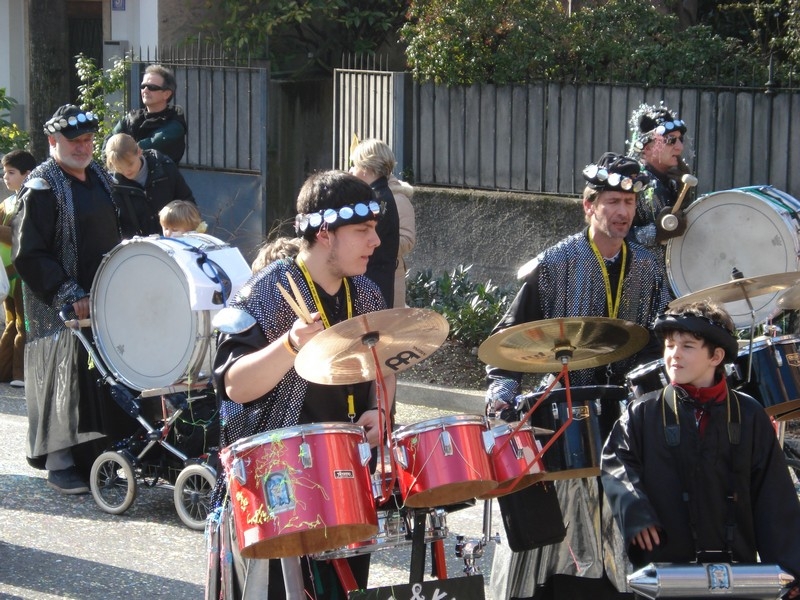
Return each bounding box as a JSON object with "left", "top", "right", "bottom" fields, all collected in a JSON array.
[
  {"left": 333, "top": 63, "right": 800, "bottom": 199},
  {"left": 413, "top": 81, "right": 800, "bottom": 199}
]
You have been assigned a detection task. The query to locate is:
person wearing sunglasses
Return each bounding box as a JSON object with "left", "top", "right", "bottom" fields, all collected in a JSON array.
[
  {"left": 107, "top": 64, "right": 187, "bottom": 163},
  {"left": 627, "top": 103, "right": 694, "bottom": 255},
  {"left": 206, "top": 170, "right": 395, "bottom": 600}
]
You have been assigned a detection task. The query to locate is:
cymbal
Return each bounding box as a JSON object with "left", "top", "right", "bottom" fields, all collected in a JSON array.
[
  {"left": 775, "top": 285, "right": 800, "bottom": 311},
  {"left": 294, "top": 308, "right": 450, "bottom": 385},
  {"left": 477, "top": 317, "right": 649, "bottom": 373},
  {"left": 669, "top": 271, "right": 800, "bottom": 309}
]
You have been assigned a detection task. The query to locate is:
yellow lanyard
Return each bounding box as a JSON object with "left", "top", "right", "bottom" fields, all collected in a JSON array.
[
  {"left": 296, "top": 257, "right": 353, "bottom": 328},
  {"left": 588, "top": 231, "right": 627, "bottom": 319},
  {"left": 296, "top": 258, "right": 356, "bottom": 419}
]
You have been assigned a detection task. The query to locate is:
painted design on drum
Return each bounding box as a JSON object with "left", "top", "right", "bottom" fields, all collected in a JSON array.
[{"left": 234, "top": 438, "right": 334, "bottom": 536}]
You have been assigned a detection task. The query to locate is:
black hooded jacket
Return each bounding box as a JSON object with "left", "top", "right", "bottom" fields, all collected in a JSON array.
[{"left": 111, "top": 149, "right": 195, "bottom": 238}]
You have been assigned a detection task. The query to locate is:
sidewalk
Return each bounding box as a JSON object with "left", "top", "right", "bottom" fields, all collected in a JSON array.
[{"left": 0, "top": 383, "right": 500, "bottom": 599}]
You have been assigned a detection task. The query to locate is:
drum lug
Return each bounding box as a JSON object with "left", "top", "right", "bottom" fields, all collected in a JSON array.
[
  {"left": 358, "top": 442, "right": 372, "bottom": 466},
  {"left": 483, "top": 429, "right": 495, "bottom": 454},
  {"left": 231, "top": 458, "right": 247, "bottom": 485},
  {"left": 393, "top": 445, "right": 408, "bottom": 469},
  {"left": 440, "top": 430, "right": 453, "bottom": 456},
  {"left": 299, "top": 441, "right": 312, "bottom": 469},
  {"left": 510, "top": 436, "right": 523, "bottom": 460}
]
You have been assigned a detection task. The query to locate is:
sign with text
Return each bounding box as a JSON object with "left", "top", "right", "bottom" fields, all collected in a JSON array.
[{"left": 349, "top": 576, "right": 485, "bottom": 600}]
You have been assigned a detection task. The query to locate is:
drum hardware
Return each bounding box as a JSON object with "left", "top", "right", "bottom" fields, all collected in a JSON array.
[
  {"left": 455, "top": 499, "right": 501, "bottom": 575},
  {"left": 479, "top": 318, "right": 647, "bottom": 484},
  {"left": 627, "top": 562, "right": 793, "bottom": 599},
  {"left": 660, "top": 173, "right": 698, "bottom": 232}
]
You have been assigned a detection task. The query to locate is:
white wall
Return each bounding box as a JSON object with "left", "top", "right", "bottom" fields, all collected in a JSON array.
[
  {"left": 0, "top": 0, "right": 28, "bottom": 125},
  {"left": 109, "top": 0, "right": 159, "bottom": 56}
]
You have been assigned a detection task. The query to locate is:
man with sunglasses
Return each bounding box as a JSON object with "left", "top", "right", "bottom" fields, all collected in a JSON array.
[
  {"left": 107, "top": 64, "right": 187, "bottom": 163},
  {"left": 206, "top": 170, "right": 395, "bottom": 600},
  {"left": 486, "top": 152, "right": 672, "bottom": 600},
  {"left": 627, "top": 103, "right": 693, "bottom": 255}
]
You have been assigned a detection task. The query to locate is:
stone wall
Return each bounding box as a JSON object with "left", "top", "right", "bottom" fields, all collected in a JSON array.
[{"left": 405, "top": 186, "right": 585, "bottom": 290}]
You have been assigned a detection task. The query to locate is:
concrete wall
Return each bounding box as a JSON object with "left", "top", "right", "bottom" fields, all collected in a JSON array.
[{"left": 405, "top": 187, "right": 586, "bottom": 290}]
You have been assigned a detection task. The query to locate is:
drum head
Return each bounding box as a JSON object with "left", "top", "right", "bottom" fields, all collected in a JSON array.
[
  {"left": 91, "top": 239, "right": 211, "bottom": 391},
  {"left": 666, "top": 188, "right": 800, "bottom": 327}
]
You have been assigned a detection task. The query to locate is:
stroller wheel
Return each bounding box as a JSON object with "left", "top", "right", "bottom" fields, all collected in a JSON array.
[
  {"left": 174, "top": 463, "right": 216, "bottom": 530},
  {"left": 90, "top": 451, "right": 137, "bottom": 515}
]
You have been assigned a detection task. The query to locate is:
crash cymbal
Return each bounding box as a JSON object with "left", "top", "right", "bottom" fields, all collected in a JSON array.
[
  {"left": 294, "top": 308, "right": 450, "bottom": 385},
  {"left": 477, "top": 317, "right": 649, "bottom": 373},
  {"left": 669, "top": 271, "right": 800, "bottom": 309},
  {"left": 775, "top": 284, "right": 800, "bottom": 312}
]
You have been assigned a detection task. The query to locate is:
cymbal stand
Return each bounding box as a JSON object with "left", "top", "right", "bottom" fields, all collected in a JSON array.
[
  {"left": 455, "top": 498, "right": 501, "bottom": 575},
  {"left": 742, "top": 291, "right": 757, "bottom": 385}
]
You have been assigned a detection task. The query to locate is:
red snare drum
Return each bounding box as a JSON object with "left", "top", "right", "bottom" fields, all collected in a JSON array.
[
  {"left": 222, "top": 423, "right": 377, "bottom": 559},
  {"left": 392, "top": 415, "right": 497, "bottom": 508},
  {"left": 479, "top": 420, "right": 545, "bottom": 499}
]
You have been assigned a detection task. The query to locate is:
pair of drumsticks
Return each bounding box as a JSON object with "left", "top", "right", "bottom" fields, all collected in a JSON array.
[{"left": 277, "top": 273, "right": 315, "bottom": 324}]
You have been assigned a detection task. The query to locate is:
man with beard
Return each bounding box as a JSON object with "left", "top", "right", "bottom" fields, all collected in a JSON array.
[
  {"left": 108, "top": 64, "right": 188, "bottom": 163},
  {"left": 486, "top": 152, "right": 672, "bottom": 600},
  {"left": 13, "top": 105, "right": 129, "bottom": 494}
]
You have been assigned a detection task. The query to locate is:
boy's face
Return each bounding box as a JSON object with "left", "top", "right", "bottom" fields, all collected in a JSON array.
[
  {"left": 664, "top": 330, "right": 725, "bottom": 388},
  {"left": 112, "top": 154, "right": 143, "bottom": 181},
  {"left": 161, "top": 225, "right": 191, "bottom": 238},
  {"left": 3, "top": 166, "right": 28, "bottom": 193}
]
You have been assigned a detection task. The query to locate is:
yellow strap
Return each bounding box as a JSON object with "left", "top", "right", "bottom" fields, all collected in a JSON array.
[
  {"left": 588, "top": 231, "right": 627, "bottom": 319},
  {"left": 295, "top": 258, "right": 352, "bottom": 329}
]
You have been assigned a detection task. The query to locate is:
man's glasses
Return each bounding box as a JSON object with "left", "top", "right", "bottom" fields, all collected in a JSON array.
[
  {"left": 664, "top": 135, "right": 684, "bottom": 146},
  {"left": 140, "top": 83, "right": 166, "bottom": 92}
]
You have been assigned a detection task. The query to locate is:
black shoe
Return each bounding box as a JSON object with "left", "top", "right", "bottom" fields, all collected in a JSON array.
[{"left": 47, "top": 467, "right": 90, "bottom": 495}]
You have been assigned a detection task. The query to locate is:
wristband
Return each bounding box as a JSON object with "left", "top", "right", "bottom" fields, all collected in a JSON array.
[{"left": 283, "top": 332, "right": 299, "bottom": 355}]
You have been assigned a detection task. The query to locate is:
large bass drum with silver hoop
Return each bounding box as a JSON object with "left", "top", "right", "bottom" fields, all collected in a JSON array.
[
  {"left": 665, "top": 186, "right": 800, "bottom": 328},
  {"left": 90, "top": 233, "right": 252, "bottom": 391}
]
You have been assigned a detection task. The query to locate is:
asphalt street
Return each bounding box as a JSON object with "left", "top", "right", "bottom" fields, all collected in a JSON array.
[{"left": 0, "top": 384, "right": 501, "bottom": 599}]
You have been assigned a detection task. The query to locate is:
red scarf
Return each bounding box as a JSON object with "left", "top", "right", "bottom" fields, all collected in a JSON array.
[{"left": 675, "top": 376, "right": 727, "bottom": 436}]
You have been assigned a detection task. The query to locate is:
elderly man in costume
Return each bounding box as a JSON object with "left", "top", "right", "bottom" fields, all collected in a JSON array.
[
  {"left": 206, "top": 170, "right": 396, "bottom": 600},
  {"left": 486, "top": 152, "right": 672, "bottom": 600},
  {"left": 627, "top": 103, "right": 693, "bottom": 255},
  {"left": 14, "top": 105, "right": 131, "bottom": 494}
]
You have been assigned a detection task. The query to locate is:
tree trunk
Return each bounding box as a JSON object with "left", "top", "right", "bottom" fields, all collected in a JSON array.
[{"left": 26, "top": 0, "right": 71, "bottom": 162}]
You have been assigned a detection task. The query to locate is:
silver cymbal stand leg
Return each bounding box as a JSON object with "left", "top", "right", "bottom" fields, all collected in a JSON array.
[{"left": 455, "top": 499, "right": 501, "bottom": 575}]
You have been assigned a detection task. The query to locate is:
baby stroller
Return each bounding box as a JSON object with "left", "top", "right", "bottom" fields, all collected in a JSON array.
[{"left": 62, "top": 233, "right": 252, "bottom": 530}]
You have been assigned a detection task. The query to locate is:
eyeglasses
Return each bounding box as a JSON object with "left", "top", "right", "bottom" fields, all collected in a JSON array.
[
  {"left": 664, "top": 135, "right": 684, "bottom": 146},
  {"left": 140, "top": 83, "right": 167, "bottom": 92},
  {"left": 295, "top": 201, "right": 381, "bottom": 233}
]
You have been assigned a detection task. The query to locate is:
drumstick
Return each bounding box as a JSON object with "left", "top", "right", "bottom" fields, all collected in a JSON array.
[
  {"left": 277, "top": 282, "right": 314, "bottom": 324},
  {"left": 285, "top": 272, "right": 314, "bottom": 323}
]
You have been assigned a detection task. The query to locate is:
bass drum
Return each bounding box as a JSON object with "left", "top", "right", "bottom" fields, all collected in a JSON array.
[
  {"left": 666, "top": 186, "right": 800, "bottom": 328},
  {"left": 91, "top": 234, "right": 252, "bottom": 391}
]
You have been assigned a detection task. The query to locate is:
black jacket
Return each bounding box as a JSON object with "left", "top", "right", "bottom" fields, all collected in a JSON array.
[
  {"left": 111, "top": 149, "right": 195, "bottom": 238},
  {"left": 110, "top": 105, "right": 188, "bottom": 163}
]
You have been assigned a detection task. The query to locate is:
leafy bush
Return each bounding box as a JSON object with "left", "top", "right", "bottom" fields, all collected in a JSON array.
[
  {"left": 0, "top": 89, "right": 30, "bottom": 154},
  {"left": 75, "top": 53, "right": 130, "bottom": 159},
  {"left": 401, "top": 0, "right": 766, "bottom": 86},
  {"left": 407, "top": 265, "right": 516, "bottom": 348}
]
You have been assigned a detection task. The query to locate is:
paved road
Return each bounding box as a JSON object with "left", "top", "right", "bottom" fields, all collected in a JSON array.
[{"left": 0, "top": 385, "right": 502, "bottom": 599}]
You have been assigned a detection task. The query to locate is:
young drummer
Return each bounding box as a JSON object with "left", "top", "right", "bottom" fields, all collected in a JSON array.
[{"left": 601, "top": 301, "right": 800, "bottom": 598}]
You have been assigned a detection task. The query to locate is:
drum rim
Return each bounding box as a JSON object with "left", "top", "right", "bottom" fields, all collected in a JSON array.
[
  {"left": 91, "top": 238, "right": 212, "bottom": 390},
  {"left": 392, "top": 413, "right": 488, "bottom": 439},
  {"left": 665, "top": 187, "right": 800, "bottom": 327},
  {"left": 231, "top": 422, "right": 368, "bottom": 452},
  {"left": 626, "top": 359, "right": 666, "bottom": 378}
]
